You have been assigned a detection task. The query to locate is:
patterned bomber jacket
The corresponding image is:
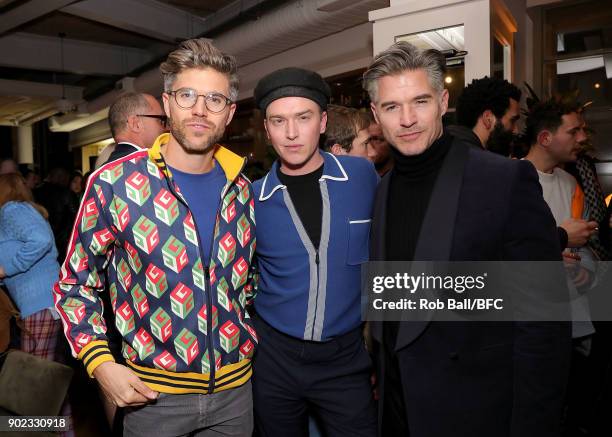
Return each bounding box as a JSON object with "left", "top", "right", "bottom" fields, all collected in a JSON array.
[{"left": 53, "top": 133, "right": 257, "bottom": 395}]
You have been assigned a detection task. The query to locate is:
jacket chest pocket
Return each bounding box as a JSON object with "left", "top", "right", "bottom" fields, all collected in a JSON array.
[{"left": 346, "top": 219, "right": 371, "bottom": 265}]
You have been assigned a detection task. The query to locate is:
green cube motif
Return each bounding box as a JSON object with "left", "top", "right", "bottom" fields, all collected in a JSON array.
[
  {"left": 133, "top": 215, "right": 159, "bottom": 254},
  {"left": 174, "top": 328, "right": 198, "bottom": 365},
  {"left": 170, "top": 283, "right": 194, "bottom": 319},
  {"left": 69, "top": 243, "right": 88, "bottom": 273},
  {"left": 109, "top": 195, "right": 130, "bottom": 232},
  {"left": 216, "top": 277, "right": 231, "bottom": 312},
  {"left": 183, "top": 214, "right": 198, "bottom": 246},
  {"left": 201, "top": 349, "right": 221, "bottom": 374},
  {"left": 150, "top": 308, "right": 172, "bottom": 342},
  {"left": 125, "top": 171, "right": 151, "bottom": 206},
  {"left": 115, "top": 302, "right": 135, "bottom": 336},
  {"left": 133, "top": 328, "right": 155, "bottom": 360},
  {"left": 162, "top": 236, "right": 188, "bottom": 273},
  {"left": 122, "top": 344, "right": 138, "bottom": 362},
  {"left": 219, "top": 320, "right": 240, "bottom": 353},
  {"left": 85, "top": 270, "right": 101, "bottom": 288},
  {"left": 236, "top": 214, "right": 251, "bottom": 248},
  {"left": 154, "top": 189, "right": 179, "bottom": 226},
  {"left": 109, "top": 283, "right": 118, "bottom": 310},
  {"left": 239, "top": 289, "right": 247, "bottom": 308},
  {"left": 217, "top": 232, "right": 236, "bottom": 268},
  {"left": 88, "top": 312, "right": 105, "bottom": 334},
  {"left": 125, "top": 242, "right": 143, "bottom": 273},
  {"left": 99, "top": 163, "right": 123, "bottom": 184},
  {"left": 249, "top": 240, "right": 256, "bottom": 261},
  {"left": 145, "top": 264, "right": 168, "bottom": 298},
  {"left": 130, "top": 284, "right": 149, "bottom": 318},
  {"left": 192, "top": 258, "right": 205, "bottom": 291},
  {"left": 62, "top": 297, "right": 86, "bottom": 324},
  {"left": 117, "top": 258, "right": 132, "bottom": 291},
  {"left": 197, "top": 304, "right": 218, "bottom": 334},
  {"left": 93, "top": 184, "right": 106, "bottom": 205},
  {"left": 231, "top": 257, "right": 248, "bottom": 290},
  {"left": 146, "top": 160, "right": 161, "bottom": 179},
  {"left": 80, "top": 198, "right": 98, "bottom": 232},
  {"left": 89, "top": 228, "right": 114, "bottom": 255}
]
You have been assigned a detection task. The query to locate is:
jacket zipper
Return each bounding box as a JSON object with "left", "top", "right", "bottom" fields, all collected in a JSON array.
[{"left": 159, "top": 155, "right": 245, "bottom": 394}]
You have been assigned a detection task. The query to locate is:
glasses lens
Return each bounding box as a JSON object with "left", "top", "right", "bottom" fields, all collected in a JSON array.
[
  {"left": 175, "top": 88, "right": 197, "bottom": 108},
  {"left": 205, "top": 94, "right": 227, "bottom": 113}
]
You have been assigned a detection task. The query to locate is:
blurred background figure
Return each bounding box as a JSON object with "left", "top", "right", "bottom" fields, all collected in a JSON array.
[
  {"left": 366, "top": 116, "right": 393, "bottom": 176},
  {"left": 0, "top": 173, "right": 73, "bottom": 435},
  {"left": 23, "top": 169, "right": 41, "bottom": 191},
  {"left": 104, "top": 92, "right": 167, "bottom": 165},
  {"left": 323, "top": 104, "right": 370, "bottom": 159},
  {"left": 33, "top": 168, "right": 77, "bottom": 261},
  {"left": 0, "top": 158, "right": 18, "bottom": 175},
  {"left": 0, "top": 173, "right": 61, "bottom": 359}
]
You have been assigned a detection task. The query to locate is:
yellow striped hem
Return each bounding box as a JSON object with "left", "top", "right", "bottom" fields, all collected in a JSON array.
[{"left": 126, "top": 359, "right": 252, "bottom": 394}]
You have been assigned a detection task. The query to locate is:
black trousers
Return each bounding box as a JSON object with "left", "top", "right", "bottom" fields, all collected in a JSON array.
[{"left": 251, "top": 315, "right": 377, "bottom": 437}]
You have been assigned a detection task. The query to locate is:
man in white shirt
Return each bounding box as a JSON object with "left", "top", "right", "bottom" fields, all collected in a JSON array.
[{"left": 524, "top": 98, "right": 597, "bottom": 339}]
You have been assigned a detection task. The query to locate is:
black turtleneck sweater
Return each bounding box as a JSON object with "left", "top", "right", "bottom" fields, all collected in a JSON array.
[
  {"left": 382, "top": 132, "right": 452, "bottom": 436},
  {"left": 386, "top": 132, "right": 453, "bottom": 262}
]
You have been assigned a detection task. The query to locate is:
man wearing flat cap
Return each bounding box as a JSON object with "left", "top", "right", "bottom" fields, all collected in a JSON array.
[{"left": 250, "top": 67, "right": 379, "bottom": 436}]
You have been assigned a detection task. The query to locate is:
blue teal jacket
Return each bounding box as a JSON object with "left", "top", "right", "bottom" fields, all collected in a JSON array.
[
  {"left": 252, "top": 153, "right": 378, "bottom": 341},
  {"left": 0, "top": 201, "right": 59, "bottom": 318}
]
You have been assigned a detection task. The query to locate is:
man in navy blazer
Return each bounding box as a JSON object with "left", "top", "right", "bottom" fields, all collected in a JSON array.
[
  {"left": 363, "top": 42, "right": 572, "bottom": 437},
  {"left": 104, "top": 92, "right": 167, "bottom": 165}
]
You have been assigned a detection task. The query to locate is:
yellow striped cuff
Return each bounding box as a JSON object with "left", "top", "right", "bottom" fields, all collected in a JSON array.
[{"left": 77, "top": 340, "right": 116, "bottom": 377}]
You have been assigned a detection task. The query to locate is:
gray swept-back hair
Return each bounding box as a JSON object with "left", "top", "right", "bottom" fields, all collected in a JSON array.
[
  {"left": 160, "top": 38, "right": 239, "bottom": 101},
  {"left": 363, "top": 41, "right": 446, "bottom": 103}
]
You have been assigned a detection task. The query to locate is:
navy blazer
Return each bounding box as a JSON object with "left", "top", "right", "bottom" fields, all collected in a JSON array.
[
  {"left": 104, "top": 142, "right": 140, "bottom": 165},
  {"left": 370, "top": 136, "right": 572, "bottom": 437}
]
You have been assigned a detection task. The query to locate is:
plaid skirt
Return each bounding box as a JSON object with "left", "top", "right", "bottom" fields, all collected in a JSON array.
[{"left": 20, "top": 308, "right": 61, "bottom": 360}]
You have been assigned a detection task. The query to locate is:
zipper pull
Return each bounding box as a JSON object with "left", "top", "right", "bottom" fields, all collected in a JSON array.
[
  {"left": 315, "top": 251, "right": 320, "bottom": 265},
  {"left": 204, "top": 265, "right": 210, "bottom": 280}
]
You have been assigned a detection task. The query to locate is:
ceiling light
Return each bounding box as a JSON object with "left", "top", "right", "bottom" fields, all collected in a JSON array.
[{"left": 445, "top": 76, "right": 453, "bottom": 84}]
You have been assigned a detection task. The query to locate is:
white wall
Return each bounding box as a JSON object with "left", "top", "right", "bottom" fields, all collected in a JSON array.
[
  {"left": 237, "top": 22, "right": 374, "bottom": 100},
  {"left": 369, "top": 0, "right": 492, "bottom": 85}
]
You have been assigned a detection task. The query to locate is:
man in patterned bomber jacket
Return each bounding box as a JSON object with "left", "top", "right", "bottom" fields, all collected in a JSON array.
[{"left": 54, "top": 39, "right": 257, "bottom": 436}]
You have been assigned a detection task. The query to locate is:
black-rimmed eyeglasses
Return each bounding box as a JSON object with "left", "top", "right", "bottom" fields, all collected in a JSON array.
[
  {"left": 167, "top": 88, "right": 233, "bottom": 113},
  {"left": 137, "top": 114, "right": 167, "bottom": 127}
]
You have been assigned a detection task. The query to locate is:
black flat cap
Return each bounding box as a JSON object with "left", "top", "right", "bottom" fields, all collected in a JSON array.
[{"left": 254, "top": 67, "right": 331, "bottom": 112}]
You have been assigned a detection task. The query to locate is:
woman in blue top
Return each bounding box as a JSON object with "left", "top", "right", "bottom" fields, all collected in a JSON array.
[{"left": 0, "top": 173, "right": 61, "bottom": 359}]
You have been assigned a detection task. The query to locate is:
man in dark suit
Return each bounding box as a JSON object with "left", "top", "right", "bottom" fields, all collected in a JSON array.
[
  {"left": 363, "top": 41, "right": 572, "bottom": 437},
  {"left": 104, "top": 92, "right": 167, "bottom": 165}
]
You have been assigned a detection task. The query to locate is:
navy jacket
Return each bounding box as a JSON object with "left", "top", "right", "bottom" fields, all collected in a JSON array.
[
  {"left": 370, "top": 136, "right": 572, "bottom": 437},
  {"left": 253, "top": 153, "right": 378, "bottom": 341}
]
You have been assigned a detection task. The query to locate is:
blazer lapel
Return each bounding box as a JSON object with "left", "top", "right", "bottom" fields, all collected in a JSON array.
[
  {"left": 395, "top": 138, "right": 470, "bottom": 352},
  {"left": 369, "top": 172, "right": 391, "bottom": 344}
]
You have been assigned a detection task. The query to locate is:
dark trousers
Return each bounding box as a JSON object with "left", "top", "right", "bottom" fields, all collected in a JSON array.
[{"left": 251, "top": 315, "right": 377, "bottom": 437}]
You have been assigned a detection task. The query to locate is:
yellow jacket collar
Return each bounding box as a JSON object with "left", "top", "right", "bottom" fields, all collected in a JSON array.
[{"left": 148, "top": 133, "right": 246, "bottom": 181}]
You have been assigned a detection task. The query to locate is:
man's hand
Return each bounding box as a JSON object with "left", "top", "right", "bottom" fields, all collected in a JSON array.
[
  {"left": 93, "top": 361, "right": 158, "bottom": 407},
  {"left": 563, "top": 252, "right": 591, "bottom": 288},
  {"left": 560, "top": 219, "right": 598, "bottom": 248}
]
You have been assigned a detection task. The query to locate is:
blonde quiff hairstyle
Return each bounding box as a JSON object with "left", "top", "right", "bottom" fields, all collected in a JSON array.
[{"left": 160, "top": 38, "right": 239, "bottom": 101}]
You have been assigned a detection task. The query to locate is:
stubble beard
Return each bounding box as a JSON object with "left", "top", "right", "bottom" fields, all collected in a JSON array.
[{"left": 169, "top": 117, "right": 223, "bottom": 155}]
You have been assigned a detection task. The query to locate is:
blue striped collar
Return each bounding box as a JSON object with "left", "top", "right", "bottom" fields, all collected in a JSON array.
[{"left": 259, "top": 152, "right": 349, "bottom": 201}]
